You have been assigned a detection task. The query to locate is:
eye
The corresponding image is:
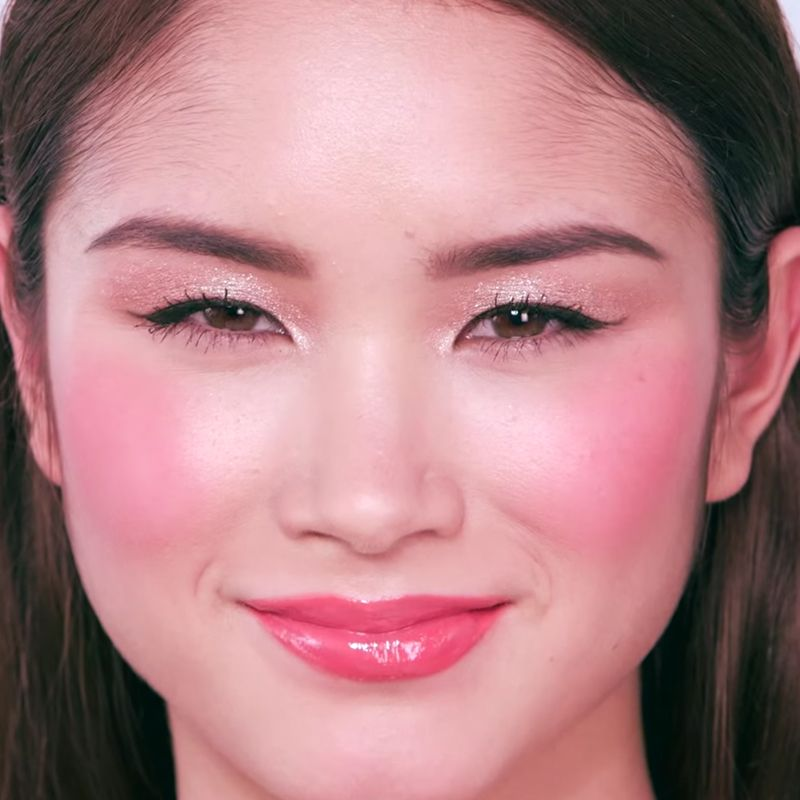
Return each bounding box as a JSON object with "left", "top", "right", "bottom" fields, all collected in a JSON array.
[
  {"left": 136, "top": 288, "right": 618, "bottom": 360},
  {"left": 137, "top": 289, "right": 285, "bottom": 351},
  {"left": 200, "top": 303, "right": 268, "bottom": 332},
  {"left": 460, "top": 291, "right": 614, "bottom": 363}
]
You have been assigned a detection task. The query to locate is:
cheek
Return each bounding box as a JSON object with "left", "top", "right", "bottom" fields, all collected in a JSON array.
[
  {"left": 565, "top": 360, "right": 708, "bottom": 548},
  {"left": 459, "top": 343, "right": 714, "bottom": 556},
  {"left": 54, "top": 354, "right": 204, "bottom": 554}
]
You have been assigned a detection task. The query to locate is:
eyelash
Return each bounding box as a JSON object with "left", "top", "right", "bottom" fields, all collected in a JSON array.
[{"left": 136, "top": 288, "right": 614, "bottom": 363}]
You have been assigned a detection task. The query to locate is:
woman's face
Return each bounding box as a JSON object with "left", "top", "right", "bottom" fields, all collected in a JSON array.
[{"left": 39, "top": 1, "right": 720, "bottom": 798}]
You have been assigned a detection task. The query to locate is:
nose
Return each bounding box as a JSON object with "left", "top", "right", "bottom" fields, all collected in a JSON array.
[{"left": 273, "top": 337, "right": 464, "bottom": 556}]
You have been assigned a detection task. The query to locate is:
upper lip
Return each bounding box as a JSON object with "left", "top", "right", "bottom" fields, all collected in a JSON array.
[{"left": 242, "top": 594, "right": 510, "bottom": 633}]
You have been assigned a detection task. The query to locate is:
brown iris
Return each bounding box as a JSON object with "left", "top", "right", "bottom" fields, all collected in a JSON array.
[
  {"left": 203, "top": 305, "right": 261, "bottom": 332},
  {"left": 489, "top": 307, "right": 549, "bottom": 338}
]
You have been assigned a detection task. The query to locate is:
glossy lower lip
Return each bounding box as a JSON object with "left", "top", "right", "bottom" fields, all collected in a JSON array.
[{"left": 243, "top": 595, "right": 510, "bottom": 681}]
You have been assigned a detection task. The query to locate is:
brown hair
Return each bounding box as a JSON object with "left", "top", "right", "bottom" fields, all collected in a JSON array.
[{"left": 1, "top": 1, "right": 799, "bottom": 798}]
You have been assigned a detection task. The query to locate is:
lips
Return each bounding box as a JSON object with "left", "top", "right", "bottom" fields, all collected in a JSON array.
[
  {"left": 243, "top": 594, "right": 510, "bottom": 632},
  {"left": 242, "top": 594, "right": 511, "bottom": 681}
]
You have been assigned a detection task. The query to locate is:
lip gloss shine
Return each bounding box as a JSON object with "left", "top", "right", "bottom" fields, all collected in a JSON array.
[{"left": 243, "top": 595, "right": 510, "bottom": 681}]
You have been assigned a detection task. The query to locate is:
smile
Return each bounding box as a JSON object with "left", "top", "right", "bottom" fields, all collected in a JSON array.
[{"left": 242, "top": 594, "right": 511, "bottom": 681}]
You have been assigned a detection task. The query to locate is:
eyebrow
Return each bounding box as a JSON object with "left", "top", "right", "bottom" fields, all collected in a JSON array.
[{"left": 85, "top": 215, "right": 665, "bottom": 278}]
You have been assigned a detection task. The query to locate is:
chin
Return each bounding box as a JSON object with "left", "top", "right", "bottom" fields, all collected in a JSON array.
[{"left": 245, "top": 753, "right": 497, "bottom": 800}]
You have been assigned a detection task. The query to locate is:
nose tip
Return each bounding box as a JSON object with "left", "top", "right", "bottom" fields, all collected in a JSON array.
[
  {"left": 272, "top": 339, "right": 463, "bottom": 555},
  {"left": 275, "top": 470, "right": 464, "bottom": 556}
]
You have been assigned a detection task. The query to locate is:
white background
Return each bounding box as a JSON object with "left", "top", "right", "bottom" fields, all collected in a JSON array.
[{"left": 786, "top": 0, "right": 800, "bottom": 49}]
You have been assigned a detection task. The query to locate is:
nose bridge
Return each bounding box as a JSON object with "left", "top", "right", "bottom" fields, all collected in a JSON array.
[
  {"left": 279, "top": 329, "right": 463, "bottom": 554},
  {"left": 322, "top": 330, "right": 418, "bottom": 466}
]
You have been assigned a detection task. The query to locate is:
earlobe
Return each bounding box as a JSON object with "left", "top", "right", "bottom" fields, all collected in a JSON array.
[
  {"left": 706, "top": 226, "right": 800, "bottom": 503},
  {"left": 0, "top": 205, "right": 63, "bottom": 486}
]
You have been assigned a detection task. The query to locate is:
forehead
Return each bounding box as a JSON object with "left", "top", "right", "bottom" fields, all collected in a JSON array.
[{"left": 57, "top": 0, "right": 711, "bottom": 246}]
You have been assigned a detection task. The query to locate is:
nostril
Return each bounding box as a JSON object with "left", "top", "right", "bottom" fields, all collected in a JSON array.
[{"left": 273, "top": 468, "right": 464, "bottom": 550}]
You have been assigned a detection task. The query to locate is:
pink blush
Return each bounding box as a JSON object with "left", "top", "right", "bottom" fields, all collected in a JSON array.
[
  {"left": 471, "top": 344, "right": 714, "bottom": 561},
  {"left": 547, "top": 354, "right": 711, "bottom": 552},
  {"left": 54, "top": 354, "right": 201, "bottom": 554}
]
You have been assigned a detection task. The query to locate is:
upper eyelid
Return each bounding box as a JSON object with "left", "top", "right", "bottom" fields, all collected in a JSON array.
[
  {"left": 149, "top": 295, "right": 557, "bottom": 316},
  {"left": 469, "top": 299, "right": 583, "bottom": 321},
  {"left": 464, "top": 298, "right": 601, "bottom": 331},
  {"left": 146, "top": 294, "right": 283, "bottom": 323}
]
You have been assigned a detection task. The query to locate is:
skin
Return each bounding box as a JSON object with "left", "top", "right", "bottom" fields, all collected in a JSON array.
[{"left": 2, "top": 1, "right": 800, "bottom": 799}]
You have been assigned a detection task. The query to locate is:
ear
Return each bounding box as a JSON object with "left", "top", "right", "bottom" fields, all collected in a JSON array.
[
  {"left": 706, "top": 226, "right": 800, "bottom": 502},
  {"left": 0, "top": 205, "right": 63, "bottom": 486}
]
